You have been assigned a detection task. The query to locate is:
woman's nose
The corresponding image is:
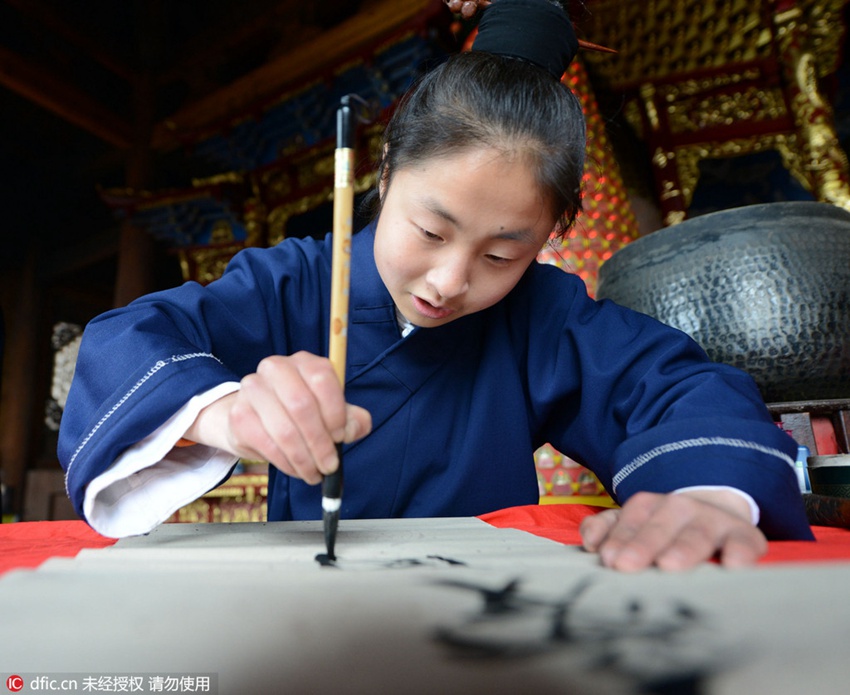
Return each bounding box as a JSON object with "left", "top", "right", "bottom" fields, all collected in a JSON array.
[{"left": 426, "top": 256, "right": 471, "bottom": 300}]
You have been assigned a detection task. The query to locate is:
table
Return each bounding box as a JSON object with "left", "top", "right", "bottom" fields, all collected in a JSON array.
[
  {"left": 2, "top": 505, "right": 850, "bottom": 694},
  {"left": 3, "top": 504, "right": 850, "bottom": 577}
]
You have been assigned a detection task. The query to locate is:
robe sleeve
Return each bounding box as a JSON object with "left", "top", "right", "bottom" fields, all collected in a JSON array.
[
  {"left": 83, "top": 382, "right": 241, "bottom": 538},
  {"left": 522, "top": 265, "right": 812, "bottom": 540},
  {"left": 58, "top": 238, "right": 330, "bottom": 524}
]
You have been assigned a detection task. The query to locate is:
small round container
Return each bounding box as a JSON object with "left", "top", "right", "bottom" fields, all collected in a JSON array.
[{"left": 807, "top": 455, "right": 850, "bottom": 499}]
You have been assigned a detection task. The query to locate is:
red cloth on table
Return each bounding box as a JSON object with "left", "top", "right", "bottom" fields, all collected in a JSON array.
[
  {"left": 3, "top": 505, "right": 850, "bottom": 577},
  {"left": 0, "top": 520, "right": 117, "bottom": 576},
  {"left": 480, "top": 504, "right": 850, "bottom": 565}
]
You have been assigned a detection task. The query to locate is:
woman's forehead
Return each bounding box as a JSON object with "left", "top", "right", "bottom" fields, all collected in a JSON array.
[{"left": 387, "top": 148, "right": 557, "bottom": 238}]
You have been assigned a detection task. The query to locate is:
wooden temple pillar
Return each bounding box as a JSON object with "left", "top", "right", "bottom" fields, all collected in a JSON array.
[
  {"left": 114, "top": 217, "right": 156, "bottom": 308},
  {"left": 113, "top": 62, "right": 157, "bottom": 308},
  {"left": 0, "top": 253, "right": 41, "bottom": 519}
]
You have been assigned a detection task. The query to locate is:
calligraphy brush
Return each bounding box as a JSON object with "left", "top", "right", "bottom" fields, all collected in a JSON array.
[{"left": 322, "top": 95, "right": 356, "bottom": 560}]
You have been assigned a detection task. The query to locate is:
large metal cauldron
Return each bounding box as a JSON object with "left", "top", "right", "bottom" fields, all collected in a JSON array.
[{"left": 596, "top": 201, "right": 850, "bottom": 403}]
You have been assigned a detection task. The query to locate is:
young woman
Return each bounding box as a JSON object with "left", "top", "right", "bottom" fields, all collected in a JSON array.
[{"left": 58, "top": 0, "right": 812, "bottom": 570}]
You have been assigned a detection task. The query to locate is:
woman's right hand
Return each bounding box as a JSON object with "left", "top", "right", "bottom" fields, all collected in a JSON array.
[{"left": 183, "top": 352, "right": 372, "bottom": 484}]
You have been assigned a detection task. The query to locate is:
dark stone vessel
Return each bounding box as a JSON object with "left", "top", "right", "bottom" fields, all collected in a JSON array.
[{"left": 596, "top": 202, "right": 850, "bottom": 403}]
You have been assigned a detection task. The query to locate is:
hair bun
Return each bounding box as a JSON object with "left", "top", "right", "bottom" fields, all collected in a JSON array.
[{"left": 471, "top": 0, "right": 579, "bottom": 80}]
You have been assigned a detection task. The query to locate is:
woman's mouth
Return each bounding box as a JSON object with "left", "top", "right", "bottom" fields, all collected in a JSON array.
[{"left": 411, "top": 295, "right": 456, "bottom": 320}]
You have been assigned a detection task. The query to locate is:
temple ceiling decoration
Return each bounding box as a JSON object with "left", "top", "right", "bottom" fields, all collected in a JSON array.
[{"left": 1, "top": 0, "right": 848, "bottom": 271}]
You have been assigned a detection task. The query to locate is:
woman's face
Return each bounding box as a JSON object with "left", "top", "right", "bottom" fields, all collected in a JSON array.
[{"left": 373, "top": 147, "right": 557, "bottom": 328}]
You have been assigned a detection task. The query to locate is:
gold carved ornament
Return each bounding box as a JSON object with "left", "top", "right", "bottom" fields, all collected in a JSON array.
[
  {"left": 168, "top": 474, "right": 269, "bottom": 524},
  {"left": 774, "top": 3, "right": 850, "bottom": 210},
  {"left": 600, "top": 0, "right": 850, "bottom": 224}
]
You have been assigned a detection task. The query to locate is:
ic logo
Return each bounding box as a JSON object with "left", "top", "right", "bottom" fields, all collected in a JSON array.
[{"left": 5, "top": 675, "right": 24, "bottom": 693}]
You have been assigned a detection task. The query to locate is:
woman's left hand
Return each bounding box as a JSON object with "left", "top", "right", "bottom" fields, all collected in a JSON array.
[{"left": 579, "top": 489, "right": 768, "bottom": 572}]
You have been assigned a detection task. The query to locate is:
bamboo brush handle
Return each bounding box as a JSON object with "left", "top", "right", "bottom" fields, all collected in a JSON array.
[{"left": 329, "top": 100, "right": 355, "bottom": 386}]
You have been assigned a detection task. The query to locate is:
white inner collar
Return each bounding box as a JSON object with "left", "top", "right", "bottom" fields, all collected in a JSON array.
[{"left": 395, "top": 307, "right": 415, "bottom": 338}]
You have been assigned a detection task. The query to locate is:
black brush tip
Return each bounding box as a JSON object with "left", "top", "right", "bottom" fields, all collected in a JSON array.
[{"left": 323, "top": 508, "right": 339, "bottom": 560}]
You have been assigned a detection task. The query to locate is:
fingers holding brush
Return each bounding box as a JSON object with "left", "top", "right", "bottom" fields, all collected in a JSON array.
[
  {"left": 247, "top": 353, "right": 346, "bottom": 481},
  {"left": 184, "top": 352, "right": 371, "bottom": 484}
]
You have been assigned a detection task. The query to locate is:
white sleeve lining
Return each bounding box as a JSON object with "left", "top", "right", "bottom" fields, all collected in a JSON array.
[
  {"left": 83, "top": 382, "right": 242, "bottom": 538},
  {"left": 673, "top": 485, "right": 760, "bottom": 526}
]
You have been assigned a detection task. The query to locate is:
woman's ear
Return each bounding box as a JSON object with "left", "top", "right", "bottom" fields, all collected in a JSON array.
[
  {"left": 378, "top": 144, "right": 390, "bottom": 201},
  {"left": 378, "top": 168, "right": 388, "bottom": 200}
]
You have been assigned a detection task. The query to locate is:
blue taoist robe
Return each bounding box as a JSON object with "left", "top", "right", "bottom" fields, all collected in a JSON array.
[{"left": 58, "top": 221, "right": 813, "bottom": 539}]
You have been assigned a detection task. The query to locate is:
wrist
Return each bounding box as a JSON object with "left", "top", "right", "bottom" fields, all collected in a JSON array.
[
  {"left": 674, "top": 487, "right": 756, "bottom": 524},
  {"left": 183, "top": 391, "right": 237, "bottom": 452}
]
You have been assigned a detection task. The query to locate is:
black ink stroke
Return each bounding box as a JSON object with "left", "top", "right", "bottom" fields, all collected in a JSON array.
[
  {"left": 433, "top": 576, "right": 592, "bottom": 657},
  {"left": 315, "top": 553, "right": 338, "bottom": 567},
  {"left": 433, "top": 578, "right": 732, "bottom": 692},
  {"left": 315, "top": 553, "right": 468, "bottom": 570}
]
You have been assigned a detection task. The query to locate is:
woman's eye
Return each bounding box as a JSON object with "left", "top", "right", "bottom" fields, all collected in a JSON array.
[
  {"left": 420, "top": 228, "right": 442, "bottom": 241},
  {"left": 486, "top": 254, "right": 512, "bottom": 265}
]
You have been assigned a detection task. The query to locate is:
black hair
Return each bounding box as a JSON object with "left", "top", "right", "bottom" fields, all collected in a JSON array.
[{"left": 370, "top": 49, "right": 586, "bottom": 237}]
